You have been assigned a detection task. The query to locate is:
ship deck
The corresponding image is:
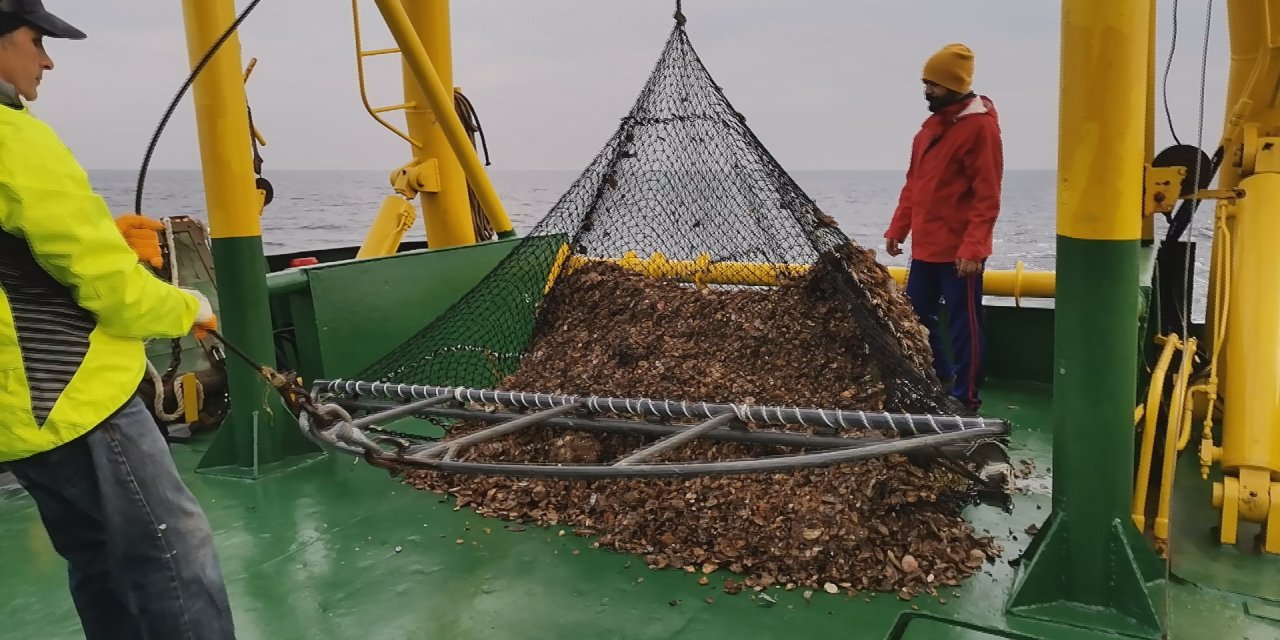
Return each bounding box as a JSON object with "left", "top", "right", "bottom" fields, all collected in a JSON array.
[{"left": 2, "top": 380, "right": 1278, "bottom": 639}]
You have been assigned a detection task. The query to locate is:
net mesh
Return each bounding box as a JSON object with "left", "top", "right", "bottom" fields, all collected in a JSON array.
[{"left": 357, "top": 23, "right": 959, "bottom": 416}]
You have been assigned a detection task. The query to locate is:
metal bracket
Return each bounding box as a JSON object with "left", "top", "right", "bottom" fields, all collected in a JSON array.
[
  {"left": 1192, "top": 188, "right": 1245, "bottom": 202},
  {"left": 409, "top": 158, "right": 442, "bottom": 193},
  {"left": 1254, "top": 136, "right": 1280, "bottom": 174},
  {"left": 1144, "top": 164, "right": 1187, "bottom": 217},
  {"left": 388, "top": 159, "right": 441, "bottom": 199}
]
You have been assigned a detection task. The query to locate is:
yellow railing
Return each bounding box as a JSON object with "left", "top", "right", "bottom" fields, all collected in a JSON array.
[{"left": 548, "top": 250, "right": 1056, "bottom": 303}]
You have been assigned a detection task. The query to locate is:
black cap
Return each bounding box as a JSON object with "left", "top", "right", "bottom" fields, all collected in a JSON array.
[{"left": 0, "top": 0, "right": 85, "bottom": 40}]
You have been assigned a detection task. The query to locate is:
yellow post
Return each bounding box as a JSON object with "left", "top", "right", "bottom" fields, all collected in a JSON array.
[
  {"left": 181, "top": 1, "right": 259, "bottom": 241},
  {"left": 398, "top": 0, "right": 471, "bottom": 248},
  {"left": 181, "top": 0, "right": 324, "bottom": 476},
  {"left": 374, "top": 0, "right": 515, "bottom": 248},
  {"left": 1009, "top": 0, "right": 1162, "bottom": 633},
  {"left": 1219, "top": 171, "right": 1280, "bottom": 553},
  {"left": 1142, "top": 0, "right": 1156, "bottom": 244}
]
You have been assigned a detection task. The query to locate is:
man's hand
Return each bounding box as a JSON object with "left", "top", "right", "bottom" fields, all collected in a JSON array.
[
  {"left": 885, "top": 238, "right": 903, "bottom": 257},
  {"left": 183, "top": 288, "right": 219, "bottom": 340},
  {"left": 955, "top": 258, "right": 983, "bottom": 277},
  {"left": 114, "top": 214, "right": 165, "bottom": 269}
]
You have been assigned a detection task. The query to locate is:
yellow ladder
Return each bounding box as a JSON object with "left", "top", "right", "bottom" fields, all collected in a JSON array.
[{"left": 351, "top": 0, "right": 422, "bottom": 149}]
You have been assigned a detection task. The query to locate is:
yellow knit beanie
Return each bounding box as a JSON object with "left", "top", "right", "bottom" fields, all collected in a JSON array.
[{"left": 922, "top": 43, "right": 975, "bottom": 94}]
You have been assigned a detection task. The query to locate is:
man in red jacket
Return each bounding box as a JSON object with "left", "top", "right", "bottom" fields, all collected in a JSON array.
[{"left": 884, "top": 43, "right": 1003, "bottom": 413}]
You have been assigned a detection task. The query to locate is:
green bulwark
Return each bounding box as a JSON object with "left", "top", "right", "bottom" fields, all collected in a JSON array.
[{"left": 267, "top": 235, "right": 541, "bottom": 381}]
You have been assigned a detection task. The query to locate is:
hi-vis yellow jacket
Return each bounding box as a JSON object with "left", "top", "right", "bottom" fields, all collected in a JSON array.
[{"left": 0, "top": 104, "right": 197, "bottom": 462}]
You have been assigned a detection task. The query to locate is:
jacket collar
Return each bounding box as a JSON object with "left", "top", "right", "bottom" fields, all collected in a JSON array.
[
  {"left": 931, "top": 93, "right": 987, "bottom": 123},
  {"left": 0, "top": 80, "right": 21, "bottom": 110},
  {"left": 954, "top": 95, "right": 989, "bottom": 119}
]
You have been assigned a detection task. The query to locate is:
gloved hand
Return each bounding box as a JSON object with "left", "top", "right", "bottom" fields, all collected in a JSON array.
[
  {"left": 183, "top": 288, "right": 218, "bottom": 340},
  {"left": 115, "top": 214, "right": 166, "bottom": 269}
]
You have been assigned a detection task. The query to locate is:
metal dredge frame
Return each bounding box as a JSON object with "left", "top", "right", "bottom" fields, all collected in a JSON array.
[{"left": 299, "top": 379, "right": 1012, "bottom": 479}]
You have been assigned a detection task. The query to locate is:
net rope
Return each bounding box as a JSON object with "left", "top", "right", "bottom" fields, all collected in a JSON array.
[{"left": 355, "top": 23, "right": 959, "bottom": 416}]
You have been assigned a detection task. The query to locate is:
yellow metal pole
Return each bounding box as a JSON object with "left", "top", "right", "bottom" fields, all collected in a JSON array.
[
  {"left": 1009, "top": 0, "right": 1161, "bottom": 632},
  {"left": 1142, "top": 0, "right": 1156, "bottom": 244},
  {"left": 557, "top": 251, "right": 1056, "bottom": 299},
  {"left": 181, "top": 2, "right": 259, "bottom": 241},
  {"left": 889, "top": 263, "right": 1055, "bottom": 301},
  {"left": 375, "top": 0, "right": 516, "bottom": 247},
  {"left": 398, "top": 0, "right": 472, "bottom": 248},
  {"left": 181, "top": 0, "right": 323, "bottom": 476}
]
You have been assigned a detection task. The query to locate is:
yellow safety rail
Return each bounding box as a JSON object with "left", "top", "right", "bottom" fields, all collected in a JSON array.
[
  {"left": 547, "top": 249, "right": 1056, "bottom": 303},
  {"left": 351, "top": 0, "right": 420, "bottom": 148}
]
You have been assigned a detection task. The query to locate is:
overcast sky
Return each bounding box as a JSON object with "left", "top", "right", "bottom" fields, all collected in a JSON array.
[{"left": 31, "top": 1, "right": 1228, "bottom": 172}]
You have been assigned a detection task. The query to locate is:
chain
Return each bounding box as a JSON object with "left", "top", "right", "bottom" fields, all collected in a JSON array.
[{"left": 199, "top": 329, "right": 418, "bottom": 470}]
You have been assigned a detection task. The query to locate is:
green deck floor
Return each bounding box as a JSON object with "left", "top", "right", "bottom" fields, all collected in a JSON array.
[{"left": 2, "top": 381, "right": 1278, "bottom": 639}]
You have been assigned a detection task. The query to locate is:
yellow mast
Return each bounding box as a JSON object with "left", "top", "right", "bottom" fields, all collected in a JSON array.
[
  {"left": 397, "top": 0, "right": 473, "bottom": 248},
  {"left": 363, "top": 0, "right": 515, "bottom": 251}
]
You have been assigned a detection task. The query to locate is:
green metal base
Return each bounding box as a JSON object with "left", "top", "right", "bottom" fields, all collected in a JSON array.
[
  {"left": 197, "top": 451, "right": 327, "bottom": 480},
  {"left": 195, "top": 402, "right": 328, "bottom": 480},
  {"left": 1008, "top": 514, "right": 1165, "bottom": 637},
  {"left": 1007, "top": 236, "right": 1165, "bottom": 637},
  {"left": 196, "top": 235, "right": 323, "bottom": 477}
]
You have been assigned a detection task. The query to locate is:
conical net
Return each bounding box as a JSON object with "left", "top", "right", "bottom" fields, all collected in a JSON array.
[
  {"left": 351, "top": 22, "right": 998, "bottom": 598},
  {"left": 357, "top": 24, "right": 959, "bottom": 417}
]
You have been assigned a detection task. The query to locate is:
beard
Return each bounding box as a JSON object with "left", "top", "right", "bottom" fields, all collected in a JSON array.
[{"left": 926, "top": 90, "right": 969, "bottom": 113}]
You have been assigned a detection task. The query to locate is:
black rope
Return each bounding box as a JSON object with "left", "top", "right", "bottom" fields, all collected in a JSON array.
[
  {"left": 1162, "top": 0, "right": 1181, "bottom": 146},
  {"left": 674, "top": 0, "right": 685, "bottom": 26},
  {"left": 134, "top": 0, "right": 266, "bottom": 215}
]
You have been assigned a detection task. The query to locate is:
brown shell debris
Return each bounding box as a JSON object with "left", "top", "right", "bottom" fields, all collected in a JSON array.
[{"left": 401, "top": 255, "right": 999, "bottom": 597}]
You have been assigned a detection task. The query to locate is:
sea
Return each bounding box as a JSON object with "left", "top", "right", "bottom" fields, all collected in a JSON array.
[{"left": 88, "top": 169, "right": 1213, "bottom": 319}]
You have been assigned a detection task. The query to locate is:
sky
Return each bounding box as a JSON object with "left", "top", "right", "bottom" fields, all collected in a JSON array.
[{"left": 30, "top": 0, "right": 1229, "bottom": 172}]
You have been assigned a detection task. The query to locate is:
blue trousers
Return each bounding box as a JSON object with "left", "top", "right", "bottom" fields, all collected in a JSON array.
[
  {"left": 904, "top": 259, "right": 987, "bottom": 409},
  {"left": 8, "top": 397, "right": 236, "bottom": 640}
]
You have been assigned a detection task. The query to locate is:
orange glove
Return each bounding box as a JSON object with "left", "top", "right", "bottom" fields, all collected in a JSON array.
[
  {"left": 194, "top": 316, "right": 218, "bottom": 342},
  {"left": 183, "top": 288, "right": 219, "bottom": 340},
  {"left": 114, "top": 214, "right": 166, "bottom": 269}
]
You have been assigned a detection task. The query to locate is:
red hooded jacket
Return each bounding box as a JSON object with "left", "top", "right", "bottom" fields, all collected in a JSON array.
[{"left": 885, "top": 94, "right": 1003, "bottom": 262}]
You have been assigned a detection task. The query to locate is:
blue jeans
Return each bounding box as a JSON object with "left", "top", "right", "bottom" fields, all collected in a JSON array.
[
  {"left": 904, "top": 259, "right": 987, "bottom": 410},
  {"left": 8, "top": 397, "right": 235, "bottom": 640}
]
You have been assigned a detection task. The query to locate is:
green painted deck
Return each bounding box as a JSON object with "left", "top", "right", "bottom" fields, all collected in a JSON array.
[{"left": 1, "top": 381, "right": 1277, "bottom": 639}]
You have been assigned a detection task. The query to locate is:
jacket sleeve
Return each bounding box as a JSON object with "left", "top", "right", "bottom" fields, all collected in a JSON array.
[
  {"left": 885, "top": 157, "right": 915, "bottom": 242},
  {"left": 0, "top": 123, "right": 197, "bottom": 339},
  {"left": 956, "top": 118, "right": 1003, "bottom": 261}
]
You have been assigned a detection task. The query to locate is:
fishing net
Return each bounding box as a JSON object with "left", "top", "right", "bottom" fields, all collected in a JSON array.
[
  {"left": 357, "top": 22, "right": 959, "bottom": 417},
  {"left": 339, "top": 19, "right": 1000, "bottom": 599}
]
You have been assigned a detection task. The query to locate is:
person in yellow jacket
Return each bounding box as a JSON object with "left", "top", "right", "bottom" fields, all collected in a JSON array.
[{"left": 0, "top": 4, "right": 236, "bottom": 639}]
